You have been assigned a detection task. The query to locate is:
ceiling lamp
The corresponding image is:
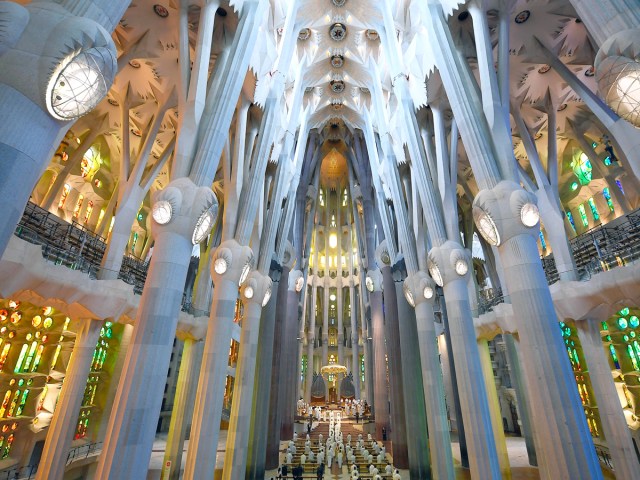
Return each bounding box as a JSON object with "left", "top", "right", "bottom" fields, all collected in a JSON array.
[
  {"left": 46, "top": 47, "right": 116, "bottom": 121},
  {"left": 192, "top": 208, "right": 215, "bottom": 245},
  {"left": 365, "top": 276, "right": 374, "bottom": 292},
  {"left": 213, "top": 258, "right": 228, "bottom": 275},
  {"left": 403, "top": 285, "right": 415, "bottom": 307},
  {"left": 428, "top": 261, "right": 444, "bottom": 287},
  {"left": 472, "top": 206, "right": 500, "bottom": 246},
  {"left": 520, "top": 203, "right": 540, "bottom": 227},
  {"left": 239, "top": 263, "right": 251, "bottom": 286},
  {"left": 330, "top": 293, "right": 337, "bottom": 301},
  {"left": 455, "top": 259, "right": 469, "bottom": 276},
  {"left": 244, "top": 285, "right": 254, "bottom": 299},
  {"left": 423, "top": 286, "right": 434, "bottom": 299},
  {"left": 152, "top": 200, "right": 172, "bottom": 225},
  {"left": 262, "top": 286, "right": 272, "bottom": 306}
]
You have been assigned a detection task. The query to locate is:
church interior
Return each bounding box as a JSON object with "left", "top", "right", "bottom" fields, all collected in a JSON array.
[{"left": 0, "top": 0, "right": 640, "bottom": 478}]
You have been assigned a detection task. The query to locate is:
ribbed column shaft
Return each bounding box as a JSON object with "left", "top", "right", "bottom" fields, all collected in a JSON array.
[{"left": 36, "top": 319, "right": 102, "bottom": 480}]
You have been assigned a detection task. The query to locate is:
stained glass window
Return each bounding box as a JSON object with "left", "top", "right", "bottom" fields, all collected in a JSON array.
[
  {"left": 566, "top": 211, "right": 576, "bottom": 231},
  {"left": 572, "top": 153, "right": 592, "bottom": 185},
  {"left": 73, "top": 194, "right": 84, "bottom": 219},
  {"left": 84, "top": 201, "right": 94, "bottom": 223},
  {"left": 602, "top": 188, "right": 615, "bottom": 213},
  {"left": 587, "top": 198, "right": 600, "bottom": 221},
  {"left": 58, "top": 184, "right": 71, "bottom": 209},
  {"left": 616, "top": 179, "right": 625, "bottom": 195},
  {"left": 539, "top": 230, "right": 547, "bottom": 252},
  {"left": 578, "top": 204, "right": 589, "bottom": 227}
]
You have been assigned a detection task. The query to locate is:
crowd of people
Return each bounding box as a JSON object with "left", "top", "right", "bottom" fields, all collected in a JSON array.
[{"left": 277, "top": 410, "right": 401, "bottom": 479}]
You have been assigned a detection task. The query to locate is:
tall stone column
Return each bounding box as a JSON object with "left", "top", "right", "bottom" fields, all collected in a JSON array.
[
  {"left": 478, "top": 339, "right": 511, "bottom": 479},
  {"left": 304, "top": 279, "right": 317, "bottom": 402},
  {"left": 428, "top": 241, "right": 501, "bottom": 479},
  {"left": 281, "top": 270, "right": 304, "bottom": 439},
  {"left": 349, "top": 282, "right": 360, "bottom": 399},
  {"left": 0, "top": 0, "right": 123, "bottom": 258},
  {"left": 404, "top": 273, "right": 454, "bottom": 480},
  {"left": 337, "top": 283, "right": 344, "bottom": 400},
  {"left": 474, "top": 182, "right": 602, "bottom": 479},
  {"left": 184, "top": 240, "right": 254, "bottom": 480},
  {"left": 246, "top": 272, "right": 278, "bottom": 480},
  {"left": 322, "top": 282, "right": 329, "bottom": 399},
  {"left": 394, "top": 278, "right": 429, "bottom": 478},
  {"left": 265, "top": 265, "right": 290, "bottom": 470},
  {"left": 367, "top": 270, "right": 388, "bottom": 439},
  {"left": 378, "top": 265, "right": 408, "bottom": 469},
  {"left": 440, "top": 299, "right": 470, "bottom": 469},
  {"left": 577, "top": 318, "right": 640, "bottom": 479},
  {"left": 162, "top": 335, "right": 204, "bottom": 480},
  {"left": 223, "top": 271, "right": 272, "bottom": 479},
  {"left": 36, "top": 319, "right": 102, "bottom": 480},
  {"left": 503, "top": 334, "right": 537, "bottom": 466},
  {"left": 96, "top": 178, "right": 217, "bottom": 479}
]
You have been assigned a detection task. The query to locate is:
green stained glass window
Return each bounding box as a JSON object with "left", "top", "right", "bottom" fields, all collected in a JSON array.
[
  {"left": 618, "top": 318, "right": 629, "bottom": 329},
  {"left": 578, "top": 204, "right": 588, "bottom": 227},
  {"left": 619, "top": 307, "right": 630, "bottom": 316},
  {"left": 572, "top": 153, "right": 593, "bottom": 185},
  {"left": 609, "top": 344, "right": 620, "bottom": 369},
  {"left": 601, "top": 321, "right": 608, "bottom": 331},
  {"left": 602, "top": 188, "right": 615, "bottom": 212},
  {"left": 587, "top": 198, "right": 600, "bottom": 221},
  {"left": 630, "top": 316, "right": 639, "bottom": 329}
]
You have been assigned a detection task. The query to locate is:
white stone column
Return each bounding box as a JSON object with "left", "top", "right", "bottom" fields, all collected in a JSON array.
[
  {"left": 96, "top": 178, "right": 216, "bottom": 479},
  {"left": 35, "top": 319, "right": 102, "bottom": 480},
  {"left": 349, "top": 281, "right": 360, "bottom": 399},
  {"left": 223, "top": 271, "right": 271, "bottom": 479},
  {"left": 428, "top": 241, "right": 502, "bottom": 479},
  {"left": 478, "top": 339, "right": 511, "bottom": 479},
  {"left": 183, "top": 240, "right": 254, "bottom": 480},
  {"left": 404, "top": 273, "right": 455, "bottom": 480},
  {"left": 474, "top": 181, "right": 602, "bottom": 479},
  {"left": 577, "top": 318, "right": 640, "bottom": 479},
  {"left": 246, "top": 275, "right": 278, "bottom": 480},
  {"left": 367, "top": 270, "right": 389, "bottom": 439},
  {"left": 161, "top": 336, "right": 203, "bottom": 480},
  {"left": 305, "top": 278, "right": 317, "bottom": 402}
]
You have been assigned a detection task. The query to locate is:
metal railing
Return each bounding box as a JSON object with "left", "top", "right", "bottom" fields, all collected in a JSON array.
[
  {"left": 0, "top": 442, "right": 102, "bottom": 480},
  {"left": 14, "top": 202, "right": 149, "bottom": 295},
  {"left": 481, "top": 208, "right": 640, "bottom": 315}
]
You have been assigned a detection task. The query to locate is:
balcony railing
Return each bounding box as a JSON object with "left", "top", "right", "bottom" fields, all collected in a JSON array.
[{"left": 14, "top": 202, "right": 148, "bottom": 295}]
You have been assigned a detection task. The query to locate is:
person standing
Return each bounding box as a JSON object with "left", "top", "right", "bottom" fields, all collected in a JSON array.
[
  {"left": 355, "top": 411, "right": 360, "bottom": 424},
  {"left": 316, "top": 462, "right": 325, "bottom": 480}
]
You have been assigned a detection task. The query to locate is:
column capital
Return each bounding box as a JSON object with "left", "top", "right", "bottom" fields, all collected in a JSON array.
[
  {"left": 403, "top": 271, "right": 436, "bottom": 308},
  {"left": 374, "top": 240, "right": 394, "bottom": 269},
  {"left": 151, "top": 177, "right": 218, "bottom": 242},
  {"left": 365, "top": 269, "right": 383, "bottom": 293},
  {"left": 288, "top": 269, "right": 304, "bottom": 292},
  {"left": 427, "top": 240, "right": 472, "bottom": 287},
  {"left": 472, "top": 180, "right": 540, "bottom": 247},
  {"left": 210, "top": 239, "right": 254, "bottom": 285},
  {"left": 240, "top": 270, "right": 273, "bottom": 307}
]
